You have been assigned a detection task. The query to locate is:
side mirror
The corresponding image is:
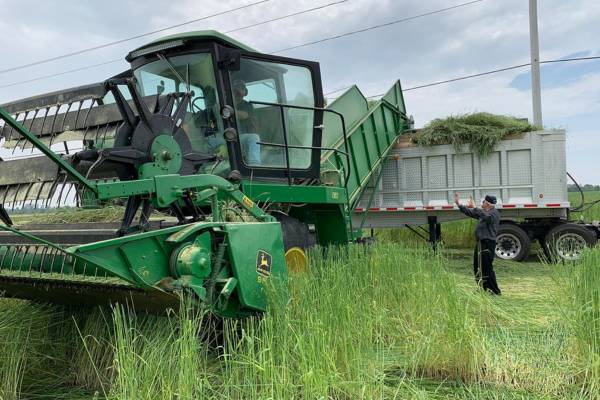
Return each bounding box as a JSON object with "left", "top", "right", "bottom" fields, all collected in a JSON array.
[{"left": 218, "top": 50, "right": 241, "bottom": 71}]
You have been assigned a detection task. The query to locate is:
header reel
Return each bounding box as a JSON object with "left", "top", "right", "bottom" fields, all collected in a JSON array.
[
  {"left": 0, "top": 72, "right": 220, "bottom": 215},
  {"left": 70, "top": 77, "right": 222, "bottom": 234},
  {"left": 77, "top": 77, "right": 218, "bottom": 181}
]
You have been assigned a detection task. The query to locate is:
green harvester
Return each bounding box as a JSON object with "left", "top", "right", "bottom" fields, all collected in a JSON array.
[{"left": 0, "top": 31, "right": 409, "bottom": 317}]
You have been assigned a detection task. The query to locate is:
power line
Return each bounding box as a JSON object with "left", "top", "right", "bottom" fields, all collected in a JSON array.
[
  {"left": 540, "top": 55, "right": 600, "bottom": 64},
  {"left": 402, "top": 63, "right": 530, "bottom": 92},
  {"left": 272, "top": 0, "right": 485, "bottom": 54},
  {"left": 224, "top": 0, "right": 348, "bottom": 34},
  {"left": 326, "top": 62, "right": 529, "bottom": 97},
  {"left": 324, "top": 85, "right": 353, "bottom": 96},
  {"left": 0, "top": 0, "right": 272, "bottom": 76},
  {"left": 0, "top": 59, "right": 122, "bottom": 89},
  {"left": 361, "top": 55, "right": 600, "bottom": 99},
  {"left": 2, "top": 0, "right": 485, "bottom": 89},
  {"left": 0, "top": 1, "right": 351, "bottom": 90},
  {"left": 4, "top": 0, "right": 599, "bottom": 98}
]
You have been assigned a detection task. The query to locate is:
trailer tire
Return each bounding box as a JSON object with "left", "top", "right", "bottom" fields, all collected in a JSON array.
[
  {"left": 495, "top": 224, "right": 531, "bottom": 261},
  {"left": 543, "top": 223, "right": 597, "bottom": 262}
]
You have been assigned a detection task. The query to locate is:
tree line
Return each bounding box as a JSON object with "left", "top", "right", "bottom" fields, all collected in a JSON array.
[{"left": 568, "top": 184, "right": 600, "bottom": 192}]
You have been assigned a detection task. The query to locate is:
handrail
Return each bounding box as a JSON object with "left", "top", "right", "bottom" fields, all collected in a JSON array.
[
  {"left": 256, "top": 141, "right": 347, "bottom": 156},
  {"left": 321, "top": 99, "right": 402, "bottom": 162},
  {"left": 248, "top": 100, "right": 351, "bottom": 189}
]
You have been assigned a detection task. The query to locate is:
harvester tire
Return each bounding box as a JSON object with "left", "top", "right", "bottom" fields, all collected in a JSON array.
[
  {"left": 542, "top": 223, "right": 597, "bottom": 263},
  {"left": 271, "top": 212, "right": 314, "bottom": 273}
]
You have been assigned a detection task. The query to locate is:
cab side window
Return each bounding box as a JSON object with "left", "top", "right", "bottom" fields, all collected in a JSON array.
[{"left": 230, "top": 58, "right": 315, "bottom": 169}]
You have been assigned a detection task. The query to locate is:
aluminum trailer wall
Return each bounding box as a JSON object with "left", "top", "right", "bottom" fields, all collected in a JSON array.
[{"left": 353, "top": 129, "right": 568, "bottom": 228}]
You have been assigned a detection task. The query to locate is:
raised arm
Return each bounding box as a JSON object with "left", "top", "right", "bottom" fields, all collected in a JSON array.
[
  {"left": 454, "top": 193, "right": 483, "bottom": 219},
  {"left": 458, "top": 204, "right": 483, "bottom": 219}
]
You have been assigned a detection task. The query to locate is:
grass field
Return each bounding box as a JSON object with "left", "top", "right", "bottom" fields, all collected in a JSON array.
[
  {"left": 0, "top": 241, "right": 598, "bottom": 399},
  {"left": 569, "top": 190, "right": 600, "bottom": 222},
  {"left": 1, "top": 195, "right": 600, "bottom": 399}
]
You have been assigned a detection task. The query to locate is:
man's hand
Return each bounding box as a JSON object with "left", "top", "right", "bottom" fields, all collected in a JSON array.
[
  {"left": 454, "top": 192, "right": 461, "bottom": 206},
  {"left": 467, "top": 195, "right": 475, "bottom": 208}
]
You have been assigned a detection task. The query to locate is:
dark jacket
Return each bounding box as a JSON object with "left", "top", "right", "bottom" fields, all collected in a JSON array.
[{"left": 458, "top": 205, "right": 500, "bottom": 241}]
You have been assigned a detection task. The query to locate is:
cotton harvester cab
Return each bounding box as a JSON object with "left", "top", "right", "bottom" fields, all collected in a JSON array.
[{"left": 0, "top": 31, "right": 410, "bottom": 316}]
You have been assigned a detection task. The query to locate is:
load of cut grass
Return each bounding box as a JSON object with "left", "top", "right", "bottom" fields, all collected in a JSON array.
[{"left": 413, "top": 113, "right": 538, "bottom": 157}]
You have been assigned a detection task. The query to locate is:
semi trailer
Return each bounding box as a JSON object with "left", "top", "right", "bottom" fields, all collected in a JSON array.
[{"left": 354, "top": 127, "right": 597, "bottom": 261}]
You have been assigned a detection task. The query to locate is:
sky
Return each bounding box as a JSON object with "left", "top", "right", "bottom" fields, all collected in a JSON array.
[{"left": 0, "top": 0, "right": 598, "bottom": 182}]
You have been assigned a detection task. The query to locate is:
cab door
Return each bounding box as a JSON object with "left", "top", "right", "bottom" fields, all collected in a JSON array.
[{"left": 216, "top": 46, "right": 325, "bottom": 181}]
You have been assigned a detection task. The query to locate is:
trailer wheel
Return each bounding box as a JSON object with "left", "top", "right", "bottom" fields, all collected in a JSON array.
[
  {"left": 543, "top": 223, "right": 597, "bottom": 262},
  {"left": 495, "top": 224, "right": 531, "bottom": 261}
]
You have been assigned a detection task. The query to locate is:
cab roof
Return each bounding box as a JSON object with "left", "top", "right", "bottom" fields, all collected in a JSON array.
[{"left": 128, "top": 30, "right": 256, "bottom": 59}]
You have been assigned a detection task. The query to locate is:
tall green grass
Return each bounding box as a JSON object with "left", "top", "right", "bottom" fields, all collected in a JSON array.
[
  {"left": 78, "top": 244, "right": 493, "bottom": 399},
  {"left": 0, "top": 242, "right": 595, "bottom": 399},
  {"left": 107, "top": 305, "right": 216, "bottom": 399},
  {"left": 0, "top": 302, "right": 80, "bottom": 399},
  {"left": 560, "top": 247, "right": 600, "bottom": 397},
  {"left": 0, "top": 301, "right": 51, "bottom": 399},
  {"left": 0, "top": 244, "right": 495, "bottom": 399},
  {"left": 375, "top": 219, "right": 476, "bottom": 249},
  {"left": 569, "top": 190, "right": 600, "bottom": 222}
]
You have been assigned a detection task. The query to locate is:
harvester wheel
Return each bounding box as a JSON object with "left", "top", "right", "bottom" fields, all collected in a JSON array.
[
  {"left": 285, "top": 247, "right": 308, "bottom": 273},
  {"left": 272, "top": 212, "right": 313, "bottom": 273}
]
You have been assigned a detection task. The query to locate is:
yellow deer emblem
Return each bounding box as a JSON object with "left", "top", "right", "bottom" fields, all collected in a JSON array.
[
  {"left": 260, "top": 254, "right": 269, "bottom": 268},
  {"left": 256, "top": 250, "right": 272, "bottom": 277}
]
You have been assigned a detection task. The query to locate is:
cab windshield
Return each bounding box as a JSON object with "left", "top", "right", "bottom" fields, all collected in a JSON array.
[{"left": 133, "top": 53, "right": 223, "bottom": 153}]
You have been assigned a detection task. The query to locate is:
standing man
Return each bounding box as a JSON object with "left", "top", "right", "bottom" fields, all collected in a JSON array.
[{"left": 454, "top": 193, "right": 502, "bottom": 295}]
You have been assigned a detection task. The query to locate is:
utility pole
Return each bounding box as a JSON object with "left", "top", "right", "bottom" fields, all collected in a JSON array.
[{"left": 529, "top": 0, "right": 543, "bottom": 126}]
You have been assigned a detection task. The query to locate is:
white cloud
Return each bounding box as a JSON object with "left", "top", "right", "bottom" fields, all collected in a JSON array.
[{"left": 0, "top": 0, "right": 598, "bottom": 181}]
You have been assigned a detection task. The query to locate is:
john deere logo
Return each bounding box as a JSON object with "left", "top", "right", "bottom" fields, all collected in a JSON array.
[{"left": 256, "top": 250, "right": 272, "bottom": 277}]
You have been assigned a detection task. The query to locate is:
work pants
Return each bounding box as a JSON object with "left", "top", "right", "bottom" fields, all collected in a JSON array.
[
  {"left": 473, "top": 239, "right": 501, "bottom": 295},
  {"left": 208, "top": 134, "right": 261, "bottom": 165}
]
